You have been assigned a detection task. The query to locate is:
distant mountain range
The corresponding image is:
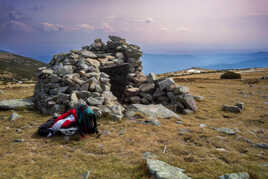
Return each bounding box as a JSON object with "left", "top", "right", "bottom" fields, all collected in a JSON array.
[{"left": 0, "top": 51, "right": 46, "bottom": 80}]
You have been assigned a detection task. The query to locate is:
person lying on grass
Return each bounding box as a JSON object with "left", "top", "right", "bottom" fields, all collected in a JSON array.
[{"left": 38, "top": 104, "right": 99, "bottom": 138}]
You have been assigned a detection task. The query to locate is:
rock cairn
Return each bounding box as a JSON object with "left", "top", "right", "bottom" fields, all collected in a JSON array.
[{"left": 34, "top": 36, "right": 197, "bottom": 120}]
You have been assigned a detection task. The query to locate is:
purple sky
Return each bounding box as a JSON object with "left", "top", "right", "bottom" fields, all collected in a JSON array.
[{"left": 0, "top": 0, "right": 268, "bottom": 61}]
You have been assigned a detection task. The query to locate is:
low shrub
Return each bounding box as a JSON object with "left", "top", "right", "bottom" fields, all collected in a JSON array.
[{"left": 220, "top": 71, "right": 241, "bottom": 79}]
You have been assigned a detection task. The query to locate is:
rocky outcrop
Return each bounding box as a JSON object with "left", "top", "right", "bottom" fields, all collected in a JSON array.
[{"left": 33, "top": 36, "right": 198, "bottom": 119}]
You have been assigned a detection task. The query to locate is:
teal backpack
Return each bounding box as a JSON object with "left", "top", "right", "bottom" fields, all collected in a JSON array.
[{"left": 76, "top": 104, "right": 98, "bottom": 136}]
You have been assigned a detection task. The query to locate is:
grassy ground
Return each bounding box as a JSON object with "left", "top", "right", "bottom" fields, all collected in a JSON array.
[{"left": 0, "top": 69, "right": 268, "bottom": 178}]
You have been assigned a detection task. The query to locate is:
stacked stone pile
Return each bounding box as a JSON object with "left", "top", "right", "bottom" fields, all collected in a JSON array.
[{"left": 34, "top": 36, "right": 198, "bottom": 120}]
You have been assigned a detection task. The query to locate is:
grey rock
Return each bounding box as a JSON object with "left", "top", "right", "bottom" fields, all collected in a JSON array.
[
  {"left": 253, "top": 143, "right": 268, "bottom": 149},
  {"left": 139, "top": 82, "right": 155, "bottom": 92},
  {"left": 55, "top": 63, "right": 73, "bottom": 75},
  {"left": 0, "top": 98, "right": 33, "bottom": 110},
  {"left": 176, "top": 120, "right": 183, "bottom": 124},
  {"left": 216, "top": 128, "right": 236, "bottom": 135},
  {"left": 14, "top": 139, "right": 24, "bottom": 143},
  {"left": 200, "top": 124, "right": 207, "bottom": 128},
  {"left": 146, "top": 159, "right": 191, "bottom": 179},
  {"left": 126, "top": 104, "right": 181, "bottom": 120},
  {"left": 0, "top": 90, "right": 4, "bottom": 94},
  {"left": 147, "top": 72, "right": 157, "bottom": 82},
  {"left": 218, "top": 172, "right": 249, "bottom": 179},
  {"left": 193, "top": 95, "right": 204, "bottom": 102},
  {"left": 177, "top": 94, "right": 198, "bottom": 112},
  {"left": 9, "top": 112, "right": 22, "bottom": 121},
  {"left": 87, "top": 97, "right": 104, "bottom": 106},
  {"left": 82, "top": 170, "right": 91, "bottom": 179},
  {"left": 235, "top": 102, "right": 244, "bottom": 110},
  {"left": 143, "top": 119, "right": 161, "bottom": 126},
  {"left": 174, "top": 86, "right": 190, "bottom": 94},
  {"left": 158, "top": 78, "right": 176, "bottom": 91},
  {"left": 69, "top": 92, "right": 79, "bottom": 108},
  {"left": 222, "top": 105, "right": 242, "bottom": 113},
  {"left": 80, "top": 50, "right": 97, "bottom": 58}
]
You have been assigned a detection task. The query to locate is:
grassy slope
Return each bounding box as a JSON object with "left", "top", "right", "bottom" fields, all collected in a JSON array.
[
  {"left": 0, "top": 52, "right": 46, "bottom": 80},
  {"left": 0, "top": 69, "right": 268, "bottom": 178}
]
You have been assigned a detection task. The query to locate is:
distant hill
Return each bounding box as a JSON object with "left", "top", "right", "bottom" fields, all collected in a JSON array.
[{"left": 0, "top": 51, "right": 46, "bottom": 80}]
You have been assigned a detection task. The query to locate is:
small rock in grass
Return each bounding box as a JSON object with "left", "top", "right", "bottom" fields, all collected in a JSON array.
[
  {"left": 253, "top": 143, "right": 268, "bottom": 150},
  {"left": 14, "top": 139, "right": 24, "bottom": 143},
  {"left": 218, "top": 172, "right": 249, "bottom": 179},
  {"left": 9, "top": 112, "right": 22, "bottom": 121},
  {"left": 200, "top": 124, "right": 207, "bottom": 128},
  {"left": 222, "top": 105, "right": 241, "bottom": 113},
  {"left": 82, "top": 170, "right": 90, "bottom": 179},
  {"left": 216, "top": 128, "right": 236, "bottom": 135},
  {"left": 144, "top": 119, "right": 161, "bottom": 126},
  {"left": 193, "top": 95, "right": 204, "bottom": 102},
  {"left": 0, "top": 90, "right": 4, "bottom": 94},
  {"left": 176, "top": 120, "right": 183, "bottom": 125}
]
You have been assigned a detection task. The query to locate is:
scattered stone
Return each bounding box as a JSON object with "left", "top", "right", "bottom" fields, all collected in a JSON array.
[
  {"left": 235, "top": 102, "right": 244, "bottom": 110},
  {"left": 118, "top": 128, "right": 125, "bottom": 136},
  {"left": 176, "top": 120, "right": 183, "bottom": 125},
  {"left": 143, "top": 119, "right": 161, "bottom": 126},
  {"left": 82, "top": 170, "right": 91, "bottom": 179},
  {"left": 0, "top": 98, "right": 33, "bottom": 110},
  {"left": 260, "top": 163, "right": 268, "bottom": 167},
  {"left": 253, "top": 143, "right": 268, "bottom": 150},
  {"left": 146, "top": 159, "right": 191, "bottom": 179},
  {"left": 193, "top": 95, "right": 204, "bottom": 102},
  {"left": 174, "top": 86, "right": 189, "bottom": 95},
  {"left": 9, "top": 112, "right": 22, "bottom": 121},
  {"left": 126, "top": 104, "right": 181, "bottom": 120},
  {"left": 218, "top": 172, "right": 249, "bottom": 179},
  {"left": 261, "top": 76, "right": 268, "bottom": 80},
  {"left": 200, "top": 124, "right": 207, "bottom": 128},
  {"left": 14, "top": 139, "right": 24, "bottom": 143},
  {"left": 216, "top": 128, "right": 236, "bottom": 135},
  {"left": 222, "top": 105, "right": 242, "bottom": 113}
]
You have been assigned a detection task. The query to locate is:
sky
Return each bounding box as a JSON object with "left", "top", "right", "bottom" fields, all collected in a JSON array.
[{"left": 0, "top": 0, "right": 268, "bottom": 61}]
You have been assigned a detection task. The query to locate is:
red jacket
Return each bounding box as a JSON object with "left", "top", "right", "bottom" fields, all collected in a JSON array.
[{"left": 52, "top": 109, "right": 78, "bottom": 128}]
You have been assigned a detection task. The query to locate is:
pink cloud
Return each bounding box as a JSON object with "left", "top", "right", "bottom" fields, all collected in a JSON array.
[
  {"left": 41, "top": 22, "right": 64, "bottom": 32},
  {"left": 8, "top": 20, "right": 33, "bottom": 32}
]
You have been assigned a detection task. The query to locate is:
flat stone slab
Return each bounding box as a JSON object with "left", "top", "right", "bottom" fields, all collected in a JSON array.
[
  {"left": 146, "top": 159, "right": 191, "bottom": 179},
  {"left": 0, "top": 98, "right": 33, "bottom": 110},
  {"left": 126, "top": 104, "right": 181, "bottom": 119}
]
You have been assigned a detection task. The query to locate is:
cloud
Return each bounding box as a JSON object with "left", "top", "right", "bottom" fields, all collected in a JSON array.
[
  {"left": 145, "top": 17, "right": 153, "bottom": 23},
  {"left": 77, "top": 24, "right": 95, "bottom": 31},
  {"left": 41, "top": 22, "right": 64, "bottom": 32},
  {"left": 160, "top": 27, "right": 168, "bottom": 31},
  {"left": 5, "top": 20, "right": 33, "bottom": 32},
  {"left": 102, "top": 22, "right": 114, "bottom": 32},
  {"left": 176, "top": 26, "right": 190, "bottom": 32},
  {"left": 134, "top": 17, "right": 153, "bottom": 24}
]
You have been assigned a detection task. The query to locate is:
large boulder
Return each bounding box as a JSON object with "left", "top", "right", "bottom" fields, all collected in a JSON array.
[
  {"left": 126, "top": 104, "right": 181, "bottom": 119},
  {"left": 146, "top": 159, "right": 191, "bottom": 179}
]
